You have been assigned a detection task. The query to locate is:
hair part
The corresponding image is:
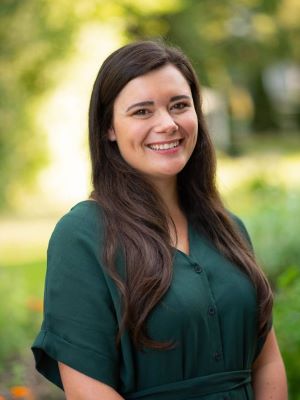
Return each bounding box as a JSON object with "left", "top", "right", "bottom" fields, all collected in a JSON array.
[{"left": 88, "top": 40, "right": 273, "bottom": 351}]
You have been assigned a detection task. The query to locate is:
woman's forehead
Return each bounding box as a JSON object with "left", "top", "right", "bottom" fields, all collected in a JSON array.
[{"left": 114, "top": 65, "right": 191, "bottom": 108}]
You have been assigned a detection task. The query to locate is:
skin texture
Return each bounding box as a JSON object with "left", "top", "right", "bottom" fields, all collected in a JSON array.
[
  {"left": 252, "top": 328, "right": 288, "bottom": 399},
  {"left": 108, "top": 64, "right": 198, "bottom": 188},
  {"left": 58, "top": 362, "right": 124, "bottom": 400}
]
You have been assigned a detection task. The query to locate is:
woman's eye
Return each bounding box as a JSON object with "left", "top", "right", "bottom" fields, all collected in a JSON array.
[
  {"left": 171, "top": 102, "right": 189, "bottom": 110},
  {"left": 133, "top": 109, "right": 150, "bottom": 116}
]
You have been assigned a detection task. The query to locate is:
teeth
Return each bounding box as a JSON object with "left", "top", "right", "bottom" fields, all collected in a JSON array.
[{"left": 148, "top": 140, "right": 180, "bottom": 151}]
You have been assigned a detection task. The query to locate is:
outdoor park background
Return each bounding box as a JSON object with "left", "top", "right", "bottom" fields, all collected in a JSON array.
[{"left": 0, "top": 0, "right": 300, "bottom": 398}]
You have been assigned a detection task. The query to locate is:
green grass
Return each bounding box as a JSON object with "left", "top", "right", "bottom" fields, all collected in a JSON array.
[{"left": 0, "top": 259, "right": 45, "bottom": 372}]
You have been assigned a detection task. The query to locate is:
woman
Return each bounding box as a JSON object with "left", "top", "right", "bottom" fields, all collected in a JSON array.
[{"left": 32, "top": 40, "right": 287, "bottom": 399}]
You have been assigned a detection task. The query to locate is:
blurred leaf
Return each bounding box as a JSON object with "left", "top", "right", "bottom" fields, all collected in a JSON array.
[
  {"left": 274, "top": 275, "right": 300, "bottom": 397},
  {"left": 277, "top": 266, "right": 300, "bottom": 288}
]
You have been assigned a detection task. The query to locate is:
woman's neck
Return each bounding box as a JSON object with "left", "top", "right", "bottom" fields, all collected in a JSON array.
[
  {"left": 147, "top": 176, "right": 189, "bottom": 251},
  {"left": 149, "top": 177, "right": 181, "bottom": 217}
]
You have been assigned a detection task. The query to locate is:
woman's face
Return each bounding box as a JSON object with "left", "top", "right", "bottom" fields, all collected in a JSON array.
[{"left": 108, "top": 64, "right": 198, "bottom": 186}]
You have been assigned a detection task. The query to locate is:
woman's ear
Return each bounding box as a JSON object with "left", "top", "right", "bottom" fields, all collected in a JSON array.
[{"left": 108, "top": 127, "right": 117, "bottom": 141}]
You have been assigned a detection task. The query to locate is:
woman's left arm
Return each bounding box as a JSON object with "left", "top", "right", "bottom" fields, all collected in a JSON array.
[{"left": 252, "top": 327, "right": 288, "bottom": 399}]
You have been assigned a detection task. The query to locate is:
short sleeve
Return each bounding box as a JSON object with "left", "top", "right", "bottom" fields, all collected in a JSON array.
[
  {"left": 32, "top": 209, "right": 120, "bottom": 390},
  {"left": 229, "top": 212, "right": 254, "bottom": 252}
]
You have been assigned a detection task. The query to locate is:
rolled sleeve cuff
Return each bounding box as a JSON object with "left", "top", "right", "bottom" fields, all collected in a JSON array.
[{"left": 32, "top": 329, "right": 119, "bottom": 390}]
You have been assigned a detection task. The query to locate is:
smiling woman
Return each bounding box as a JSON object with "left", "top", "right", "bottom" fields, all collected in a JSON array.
[
  {"left": 32, "top": 40, "right": 287, "bottom": 400},
  {"left": 107, "top": 64, "right": 198, "bottom": 182}
]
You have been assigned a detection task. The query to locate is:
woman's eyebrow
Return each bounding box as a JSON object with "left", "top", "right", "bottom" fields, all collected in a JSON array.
[
  {"left": 126, "top": 95, "right": 191, "bottom": 112},
  {"left": 126, "top": 101, "right": 154, "bottom": 112},
  {"left": 170, "top": 95, "right": 191, "bottom": 102}
]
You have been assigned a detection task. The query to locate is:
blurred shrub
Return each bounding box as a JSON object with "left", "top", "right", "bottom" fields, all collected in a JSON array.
[
  {"left": 274, "top": 267, "right": 300, "bottom": 399},
  {"left": 0, "top": 262, "right": 44, "bottom": 376},
  {"left": 227, "top": 176, "right": 300, "bottom": 280}
]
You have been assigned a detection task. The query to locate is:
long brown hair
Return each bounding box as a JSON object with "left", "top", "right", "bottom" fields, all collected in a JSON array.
[{"left": 88, "top": 40, "right": 273, "bottom": 350}]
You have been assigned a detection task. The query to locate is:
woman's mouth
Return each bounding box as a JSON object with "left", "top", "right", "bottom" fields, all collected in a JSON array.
[{"left": 146, "top": 139, "right": 182, "bottom": 151}]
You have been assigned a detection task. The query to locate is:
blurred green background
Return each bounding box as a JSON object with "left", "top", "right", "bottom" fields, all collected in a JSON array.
[{"left": 0, "top": 0, "right": 300, "bottom": 399}]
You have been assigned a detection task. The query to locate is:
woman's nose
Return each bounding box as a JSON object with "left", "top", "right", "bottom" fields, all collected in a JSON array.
[{"left": 154, "top": 111, "right": 178, "bottom": 134}]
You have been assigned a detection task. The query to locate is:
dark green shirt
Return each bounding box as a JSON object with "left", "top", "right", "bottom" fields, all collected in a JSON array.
[{"left": 32, "top": 200, "right": 271, "bottom": 399}]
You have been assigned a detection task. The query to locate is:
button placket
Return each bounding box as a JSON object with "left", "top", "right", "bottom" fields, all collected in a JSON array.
[
  {"left": 195, "top": 263, "right": 224, "bottom": 370},
  {"left": 213, "top": 351, "right": 222, "bottom": 362},
  {"left": 187, "top": 250, "right": 224, "bottom": 371},
  {"left": 193, "top": 263, "right": 203, "bottom": 273},
  {"left": 208, "top": 306, "right": 216, "bottom": 316}
]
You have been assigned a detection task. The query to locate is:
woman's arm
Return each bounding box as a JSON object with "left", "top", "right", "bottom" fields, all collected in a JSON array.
[
  {"left": 252, "top": 328, "right": 288, "bottom": 399},
  {"left": 58, "top": 362, "right": 125, "bottom": 400}
]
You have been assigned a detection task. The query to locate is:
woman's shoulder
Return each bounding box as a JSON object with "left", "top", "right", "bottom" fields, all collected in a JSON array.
[
  {"left": 49, "top": 199, "right": 105, "bottom": 250},
  {"left": 228, "top": 210, "right": 245, "bottom": 229},
  {"left": 227, "top": 210, "right": 253, "bottom": 250},
  {"left": 56, "top": 199, "right": 103, "bottom": 228},
  {"left": 69, "top": 199, "right": 103, "bottom": 221}
]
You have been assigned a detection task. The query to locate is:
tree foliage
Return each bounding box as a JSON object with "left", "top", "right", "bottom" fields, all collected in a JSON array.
[
  {"left": 0, "top": 0, "right": 77, "bottom": 209},
  {"left": 1, "top": 0, "right": 299, "bottom": 210},
  {"left": 126, "top": 0, "right": 300, "bottom": 131},
  {"left": 0, "top": 0, "right": 178, "bottom": 211}
]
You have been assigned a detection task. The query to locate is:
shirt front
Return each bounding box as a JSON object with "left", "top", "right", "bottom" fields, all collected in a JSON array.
[{"left": 32, "top": 200, "right": 271, "bottom": 400}]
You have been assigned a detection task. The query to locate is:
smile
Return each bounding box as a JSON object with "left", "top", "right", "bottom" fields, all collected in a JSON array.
[{"left": 147, "top": 140, "right": 181, "bottom": 151}]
